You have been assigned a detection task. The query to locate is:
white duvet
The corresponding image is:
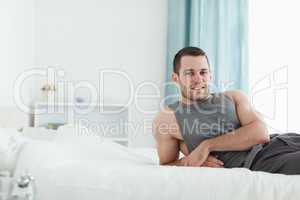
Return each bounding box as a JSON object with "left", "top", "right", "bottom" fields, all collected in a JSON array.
[{"left": 13, "top": 135, "right": 300, "bottom": 200}]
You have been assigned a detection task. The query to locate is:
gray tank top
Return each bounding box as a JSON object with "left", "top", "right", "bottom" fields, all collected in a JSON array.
[{"left": 168, "top": 92, "right": 262, "bottom": 168}]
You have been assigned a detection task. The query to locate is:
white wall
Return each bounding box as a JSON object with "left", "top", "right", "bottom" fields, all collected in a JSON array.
[
  {"left": 250, "top": 0, "right": 300, "bottom": 134},
  {"left": 0, "top": 0, "right": 168, "bottom": 147},
  {"left": 0, "top": 0, "right": 35, "bottom": 127}
]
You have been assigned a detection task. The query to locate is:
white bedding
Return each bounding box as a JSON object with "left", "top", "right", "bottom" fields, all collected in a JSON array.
[{"left": 12, "top": 135, "right": 300, "bottom": 200}]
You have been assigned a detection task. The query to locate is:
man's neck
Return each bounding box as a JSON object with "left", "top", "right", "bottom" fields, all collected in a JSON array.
[{"left": 181, "top": 93, "right": 212, "bottom": 105}]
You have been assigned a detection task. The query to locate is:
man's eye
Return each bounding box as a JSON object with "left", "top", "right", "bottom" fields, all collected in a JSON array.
[
  {"left": 200, "top": 71, "right": 207, "bottom": 75},
  {"left": 185, "top": 72, "right": 193, "bottom": 75}
]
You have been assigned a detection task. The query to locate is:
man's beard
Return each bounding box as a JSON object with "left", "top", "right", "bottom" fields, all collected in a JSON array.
[{"left": 179, "top": 84, "right": 210, "bottom": 101}]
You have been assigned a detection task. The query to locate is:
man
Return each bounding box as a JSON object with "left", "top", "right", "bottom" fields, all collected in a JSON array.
[{"left": 153, "top": 46, "right": 300, "bottom": 175}]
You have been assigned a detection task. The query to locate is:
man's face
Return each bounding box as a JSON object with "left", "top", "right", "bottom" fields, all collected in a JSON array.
[{"left": 172, "top": 55, "right": 212, "bottom": 102}]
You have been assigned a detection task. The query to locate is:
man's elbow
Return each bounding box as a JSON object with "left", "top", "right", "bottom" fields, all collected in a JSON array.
[
  {"left": 159, "top": 158, "right": 173, "bottom": 166},
  {"left": 159, "top": 160, "right": 168, "bottom": 166},
  {"left": 159, "top": 157, "right": 180, "bottom": 166},
  {"left": 254, "top": 121, "right": 270, "bottom": 144},
  {"left": 257, "top": 134, "right": 270, "bottom": 144}
]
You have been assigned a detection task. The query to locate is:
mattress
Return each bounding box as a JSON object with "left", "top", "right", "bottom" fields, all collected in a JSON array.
[{"left": 12, "top": 135, "right": 300, "bottom": 200}]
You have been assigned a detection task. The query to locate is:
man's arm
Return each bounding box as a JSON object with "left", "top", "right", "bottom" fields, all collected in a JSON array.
[
  {"left": 184, "top": 90, "right": 270, "bottom": 166},
  {"left": 152, "top": 107, "right": 184, "bottom": 166},
  {"left": 152, "top": 107, "right": 224, "bottom": 167},
  {"left": 204, "top": 90, "right": 270, "bottom": 152}
]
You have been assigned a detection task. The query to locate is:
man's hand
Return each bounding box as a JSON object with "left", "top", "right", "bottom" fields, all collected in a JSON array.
[
  {"left": 181, "top": 142, "right": 223, "bottom": 167},
  {"left": 181, "top": 154, "right": 224, "bottom": 167},
  {"left": 202, "top": 155, "right": 224, "bottom": 168}
]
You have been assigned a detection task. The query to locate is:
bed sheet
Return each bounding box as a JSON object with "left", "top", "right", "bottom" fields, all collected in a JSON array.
[{"left": 13, "top": 136, "right": 300, "bottom": 200}]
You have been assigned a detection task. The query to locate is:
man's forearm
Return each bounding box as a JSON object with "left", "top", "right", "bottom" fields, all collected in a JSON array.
[{"left": 204, "top": 120, "right": 270, "bottom": 152}]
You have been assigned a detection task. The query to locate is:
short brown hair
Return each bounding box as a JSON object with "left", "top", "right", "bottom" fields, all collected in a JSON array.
[{"left": 173, "top": 46, "right": 210, "bottom": 74}]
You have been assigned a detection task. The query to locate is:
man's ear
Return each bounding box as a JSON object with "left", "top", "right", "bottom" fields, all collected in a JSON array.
[{"left": 172, "top": 72, "right": 179, "bottom": 83}]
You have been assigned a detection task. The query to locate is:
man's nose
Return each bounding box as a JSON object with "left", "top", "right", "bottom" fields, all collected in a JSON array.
[{"left": 192, "top": 73, "right": 203, "bottom": 82}]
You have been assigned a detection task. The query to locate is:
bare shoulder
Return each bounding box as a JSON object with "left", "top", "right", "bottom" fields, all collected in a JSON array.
[
  {"left": 153, "top": 106, "right": 176, "bottom": 125},
  {"left": 223, "top": 90, "right": 266, "bottom": 126},
  {"left": 153, "top": 107, "right": 184, "bottom": 164},
  {"left": 223, "top": 90, "right": 249, "bottom": 104},
  {"left": 153, "top": 106, "right": 183, "bottom": 140}
]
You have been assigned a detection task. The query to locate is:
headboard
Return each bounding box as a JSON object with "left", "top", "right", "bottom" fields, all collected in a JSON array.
[{"left": 33, "top": 103, "right": 128, "bottom": 145}]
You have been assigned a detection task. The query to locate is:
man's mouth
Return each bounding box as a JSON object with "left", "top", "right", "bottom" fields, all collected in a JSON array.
[{"left": 190, "top": 86, "right": 206, "bottom": 90}]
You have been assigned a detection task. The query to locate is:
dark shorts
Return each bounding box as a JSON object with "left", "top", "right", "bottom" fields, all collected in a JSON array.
[{"left": 250, "top": 133, "right": 300, "bottom": 175}]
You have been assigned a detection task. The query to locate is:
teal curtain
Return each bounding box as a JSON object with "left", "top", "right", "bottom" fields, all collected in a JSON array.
[{"left": 165, "top": 0, "right": 249, "bottom": 104}]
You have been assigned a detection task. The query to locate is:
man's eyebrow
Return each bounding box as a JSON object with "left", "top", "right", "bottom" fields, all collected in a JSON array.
[
  {"left": 183, "top": 69, "right": 194, "bottom": 72},
  {"left": 183, "top": 68, "right": 209, "bottom": 72}
]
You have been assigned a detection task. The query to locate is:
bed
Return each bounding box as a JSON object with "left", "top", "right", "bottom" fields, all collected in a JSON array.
[{"left": 1, "top": 127, "right": 300, "bottom": 200}]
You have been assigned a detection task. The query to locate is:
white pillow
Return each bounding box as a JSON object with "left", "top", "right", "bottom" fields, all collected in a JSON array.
[
  {"left": 0, "top": 128, "right": 27, "bottom": 174},
  {"left": 55, "top": 123, "right": 102, "bottom": 141},
  {"left": 21, "top": 127, "right": 57, "bottom": 141}
]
